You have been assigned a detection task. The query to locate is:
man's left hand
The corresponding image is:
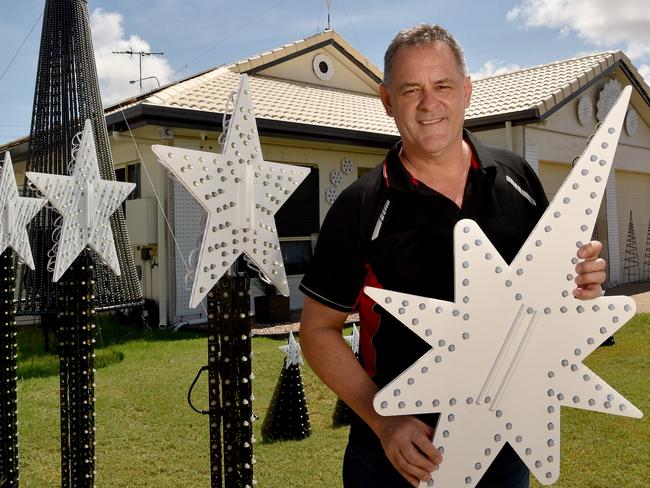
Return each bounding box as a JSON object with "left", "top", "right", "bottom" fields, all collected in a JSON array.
[{"left": 574, "top": 240, "right": 607, "bottom": 299}]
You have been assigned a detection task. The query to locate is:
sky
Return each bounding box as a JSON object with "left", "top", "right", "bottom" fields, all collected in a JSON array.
[{"left": 1, "top": 0, "right": 649, "bottom": 145}]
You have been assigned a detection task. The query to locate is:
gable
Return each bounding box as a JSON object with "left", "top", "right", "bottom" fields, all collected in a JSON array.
[
  {"left": 228, "top": 31, "right": 382, "bottom": 96},
  {"left": 544, "top": 70, "right": 650, "bottom": 145},
  {"left": 251, "top": 44, "right": 378, "bottom": 95}
]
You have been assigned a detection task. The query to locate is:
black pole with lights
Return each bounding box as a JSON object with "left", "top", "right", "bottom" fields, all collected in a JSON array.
[
  {"left": 56, "top": 253, "right": 96, "bottom": 486},
  {"left": 208, "top": 274, "right": 254, "bottom": 487},
  {"left": 189, "top": 270, "right": 255, "bottom": 488},
  {"left": 0, "top": 249, "right": 19, "bottom": 487}
]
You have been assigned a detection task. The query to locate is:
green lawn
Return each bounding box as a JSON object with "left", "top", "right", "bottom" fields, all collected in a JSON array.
[{"left": 15, "top": 313, "right": 649, "bottom": 487}]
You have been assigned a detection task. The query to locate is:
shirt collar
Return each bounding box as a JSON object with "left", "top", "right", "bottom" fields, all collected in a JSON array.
[{"left": 383, "top": 129, "right": 495, "bottom": 191}]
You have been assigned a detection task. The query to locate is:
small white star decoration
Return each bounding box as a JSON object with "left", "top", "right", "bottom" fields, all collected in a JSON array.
[
  {"left": 152, "top": 75, "right": 310, "bottom": 308},
  {"left": 0, "top": 151, "right": 46, "bottom": 269},
  {"left": 344, "top": 323, "right": 360, "bottom": 355},
  {"left": 366, "top": 86, "right": 642, "bottom": 487},
  {"left": 26, "top": 120, "right": 136, "bottom": 281},
  {"left": 280, "top": 332, "right": 303, "bottom": 367}
]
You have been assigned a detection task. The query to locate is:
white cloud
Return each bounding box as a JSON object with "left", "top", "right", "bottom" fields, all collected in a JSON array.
[
  {"left": 508, "top": 0, "right": 650, "bottom": 59},
  {"left": 639, "top": 64, "right": 650, "bottom": 84},
  {"left": 90, "top": 8, "right": 173, "bottom": 106},
  {"left": 471, "top": 60, "right": 522, "bottom": 80}
]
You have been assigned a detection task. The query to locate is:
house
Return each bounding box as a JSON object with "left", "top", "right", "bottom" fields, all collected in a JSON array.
[{"left": 2, "top": 30, "right": 649, "bottom": 326}]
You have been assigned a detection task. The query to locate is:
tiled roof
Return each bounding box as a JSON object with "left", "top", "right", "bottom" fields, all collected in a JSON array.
[
  {"left": 143, "top": 68, "right": 398, "bottom": 135},
  {"left": 467, "top": 51, "right": 645, "bottom": 121},
  {"left": 130, "top": 49, "right": 646, "bottom": 135},
  {"left": 4, "top": 36, "right": 649, "bottom": 153}
]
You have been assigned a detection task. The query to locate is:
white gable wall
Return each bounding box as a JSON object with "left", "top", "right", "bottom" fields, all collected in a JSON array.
[{"left": 255, "top": 44, "right": 378, "bottom": 95}]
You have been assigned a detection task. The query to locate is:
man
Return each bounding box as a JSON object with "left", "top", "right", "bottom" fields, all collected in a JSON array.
[{"left": 299, "top": 24, "right": 606, "bottom": 488}]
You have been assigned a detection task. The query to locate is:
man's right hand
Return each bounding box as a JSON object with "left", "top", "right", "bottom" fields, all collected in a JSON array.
[{"left": 376, "top": 415, "right": 443, "bottom": 487}]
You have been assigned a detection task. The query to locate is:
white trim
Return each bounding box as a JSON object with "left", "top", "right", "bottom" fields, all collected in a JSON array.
[
  {"left": 505, "top": 175, "right": 537, "bottom": 207},
  {"left": 371, "top": 199, "right": 391, "bottom": 241},
  {"left": 299, "top": 283, "right": 354, "bottom": 311},
  {"left": 606, "top": 171, "right": 621, "bottom": 283}
]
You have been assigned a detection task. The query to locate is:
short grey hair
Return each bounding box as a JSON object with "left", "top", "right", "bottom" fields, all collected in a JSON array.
[{"left": 383, "top": 24, "right": 468, "bottom": 86}]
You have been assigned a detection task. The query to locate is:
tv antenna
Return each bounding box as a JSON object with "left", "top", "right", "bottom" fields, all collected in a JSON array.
[
  {"left": 112, "top": 49, "right": 165, "bottom": 93},
  {"left": 326, "top": 0, "right": 332, "bottom": 30}
]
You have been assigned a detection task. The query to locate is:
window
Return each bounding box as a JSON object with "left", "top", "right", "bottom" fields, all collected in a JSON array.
[
  {"left": 115, "top": 161, "right": 142, "bottom": 214},
  {"left": 275, "top": 166, "right": 319, "bottom": 275},
  {"left": 115, "top": 162, "right": 141, "bottom": 199}
]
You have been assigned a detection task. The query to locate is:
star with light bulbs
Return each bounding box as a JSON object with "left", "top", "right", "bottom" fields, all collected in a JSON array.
[
  {"left": 366, "top": 87, "right": 642, "bottom": 487},
  {"left": 152, "top": 75, "right": 310, "bottom": 308},
  {"left": 280, "top": 332, "right": 303, "bottom": 367},
  {"left": 26, "top": 120, "right": 136, "bottom": 281},
  {"left": 344, "top": 323, "right": 360, "bottom": 355},
  {"left": 0, "top": 151, "right": 46, "bottom": 269}
]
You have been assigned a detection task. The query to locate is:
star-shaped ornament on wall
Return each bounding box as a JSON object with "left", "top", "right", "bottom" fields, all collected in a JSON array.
[
  {"left": 366, "top": 86, "right": 642, "bottom": 487},
  {"left": 152, "top": 75, "right": 310, "bottom": 308},
  {"left": 26, "top": 120, "right": 136, "bottom": 281},
  {"left": 0, "top": 151, "right": 46, "bottom": 269},
  {"left": 280, "top": 332, "right": 303, "bottom": 367}
]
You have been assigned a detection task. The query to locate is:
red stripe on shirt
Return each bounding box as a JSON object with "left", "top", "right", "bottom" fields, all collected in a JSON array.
[{"left": 355, "top": 263, "right": 383, "bottom": 378}]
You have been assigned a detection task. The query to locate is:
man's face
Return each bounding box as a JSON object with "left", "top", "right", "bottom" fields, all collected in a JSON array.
[{"left": 379, "top": 42, "right": 472, "bottom": 159}]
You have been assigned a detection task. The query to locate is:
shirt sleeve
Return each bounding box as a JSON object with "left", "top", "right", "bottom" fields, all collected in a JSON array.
[{"left": 299, "top": 185, "right": 368, "bottom": 312}]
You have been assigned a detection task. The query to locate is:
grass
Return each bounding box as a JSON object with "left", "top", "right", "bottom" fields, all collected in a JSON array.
[{"left": 15, "top": 313, "right": 650, "bottom": 487}]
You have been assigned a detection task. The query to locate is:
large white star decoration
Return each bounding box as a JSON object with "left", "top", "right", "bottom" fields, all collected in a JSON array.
[
  {"left": 26, "top": 120, "right": 136, "bottom": 281},
  {"left": 344, "top": 323, "right": 360, "bottom": 355},
  {"left": 365, "top": 86, "right": 642, "bottom": 487},
  {"left": 151, "top": 75, "right": 310, "bottom": 308},
  {"left": 280, "top": 332, "right": 303, "bottom": 367},
  {"left": 0, "top": 151, "right": 46, "bottom": 269}
]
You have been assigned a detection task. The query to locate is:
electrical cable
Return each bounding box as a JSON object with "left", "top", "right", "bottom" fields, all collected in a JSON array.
[
  {"left": 164, "top": 0, "right": 287, "bottom": 82},
  {"left": 0, "top": 13, "right": 43, "bottom": 83}
]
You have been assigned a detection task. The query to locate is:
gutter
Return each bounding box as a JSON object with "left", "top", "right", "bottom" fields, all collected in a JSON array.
[{"left": 106, "top": 104, "right": 398, "bottom": 148}]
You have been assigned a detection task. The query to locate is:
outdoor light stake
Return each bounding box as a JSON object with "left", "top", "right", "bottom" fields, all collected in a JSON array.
[
  {"left": 0, "top": 150, "right": 46, "bottom": 487},
  {"left": 0, "top": 249, "right": 19, "bottom": 488},
  {"left": 57, "top": 252, "right": 96, "bottom": 487},
  {"left": 195, "top": 273, "right": 254, "bottom": 488}
]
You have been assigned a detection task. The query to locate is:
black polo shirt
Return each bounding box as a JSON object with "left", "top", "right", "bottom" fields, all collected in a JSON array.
[{"left": 300, "top": 129, "right": 548, "bottom": 390}]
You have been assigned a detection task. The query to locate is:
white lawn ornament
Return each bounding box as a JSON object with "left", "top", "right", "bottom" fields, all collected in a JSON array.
[
  {"left": 344, "top": 323, "right": 360, "bottom": 355},
  {"left": 26, "top": 120, "right": 135, "bottom": 281},
  {"left": 366, "top": 86, "right": 642, "bottom": 487},
  {"left": 0, "top": 152, "right": 46, "bottom": 269},
  {"left": 280, "top": 331, "right": 303, "bottom": 367},
  {"left": 152, "top": 75, "right": 310, "bottom": 308}
]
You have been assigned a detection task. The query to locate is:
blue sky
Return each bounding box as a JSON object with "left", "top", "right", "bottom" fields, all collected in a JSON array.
[{"left": 1, "top": 0, "right": 649, "bottom": 145}]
